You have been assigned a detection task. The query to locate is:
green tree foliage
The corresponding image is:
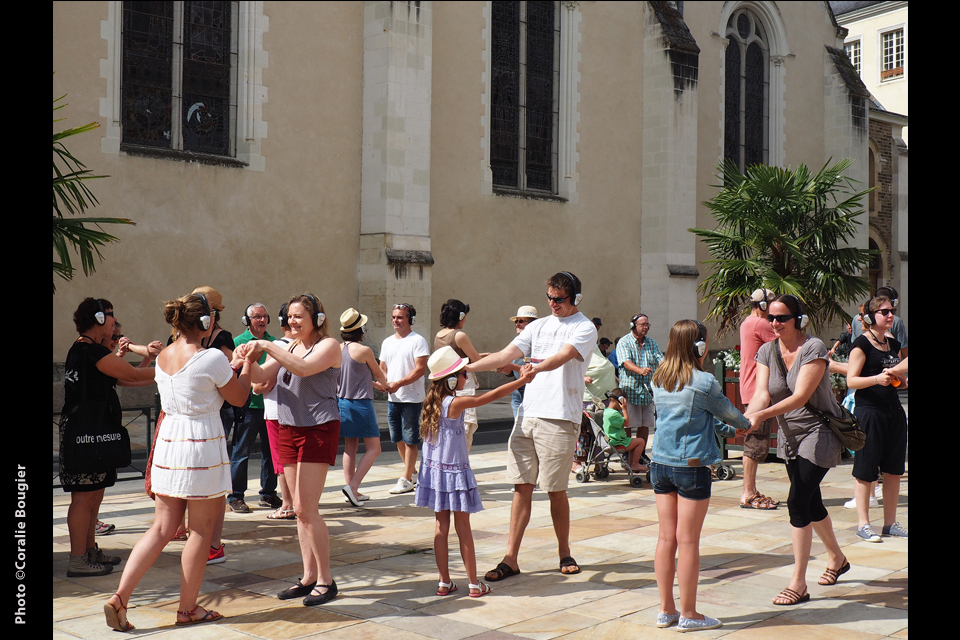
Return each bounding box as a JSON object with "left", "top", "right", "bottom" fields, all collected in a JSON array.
[
  {"left": 53, "top": 80, "right": 134, "bottom": 293},
  {"left": 690, "top": 159, "right": 875, "bottom": 338}
]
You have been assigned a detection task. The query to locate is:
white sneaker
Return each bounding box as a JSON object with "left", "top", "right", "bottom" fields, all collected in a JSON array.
[
  {"left": 844, "top": 496, "right": 878, "bottom": 509},
  {"left": 389, "top": 478, "right": 416, "bottom": 494}
]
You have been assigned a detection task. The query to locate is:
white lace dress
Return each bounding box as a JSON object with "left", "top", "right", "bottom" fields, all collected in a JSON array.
[{"left": 151, "top": 349, "right": 233, "bottom": 499}]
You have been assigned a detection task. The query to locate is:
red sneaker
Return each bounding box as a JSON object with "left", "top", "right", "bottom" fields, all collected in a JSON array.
[{"left": 206, "top": 544, "right": 225, "bottom": 565}]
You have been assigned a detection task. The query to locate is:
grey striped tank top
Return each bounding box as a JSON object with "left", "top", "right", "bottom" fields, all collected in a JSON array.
[
  {"left": 338, "top": 342, "right": 374, "bottom": 401},
  {"left": 276, "top": 338, "right": 341, "bottom": 427}
]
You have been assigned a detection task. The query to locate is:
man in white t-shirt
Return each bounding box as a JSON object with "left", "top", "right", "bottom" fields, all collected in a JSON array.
[
  {"left": 467, "top": 272, "right": 597, "bottom": 581},
  {"left": 378, "top": 303, "right": 430, "bottom": 494}
]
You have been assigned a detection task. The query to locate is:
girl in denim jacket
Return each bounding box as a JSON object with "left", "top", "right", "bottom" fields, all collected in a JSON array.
[{"left": 649, "top": 320, "right": 750, "bottom": 632}]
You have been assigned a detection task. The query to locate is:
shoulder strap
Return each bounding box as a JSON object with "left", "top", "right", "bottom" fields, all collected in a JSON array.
[{"left": 774, "top": 339, "right": 829, "bottom": 419}]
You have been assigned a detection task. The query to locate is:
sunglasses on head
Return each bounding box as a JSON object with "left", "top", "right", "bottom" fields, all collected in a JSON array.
[
  {"left": 767, "top": 314, "right": 797, "bottom": 323},
  {"left": 546, "top": 294, "right": 569, "bottom": 304}
]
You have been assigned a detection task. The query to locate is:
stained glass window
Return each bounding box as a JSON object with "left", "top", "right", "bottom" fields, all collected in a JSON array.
[
  {"left": 122, "top": 1, "right": 237, "bottom": 157},
  {"left": 724, "top": 8, "right": 768, "bottom": 172},
  {"left": 491, "top": 1, "right": 560, "bottom": 193}
]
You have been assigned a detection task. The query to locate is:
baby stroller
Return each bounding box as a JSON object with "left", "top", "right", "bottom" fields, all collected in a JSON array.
[
  {"left": 573, "top": 398, "right": 645, "bottom": 488},
  {"left": 713, "top": 419, "right": 737, "bottom": 481}
]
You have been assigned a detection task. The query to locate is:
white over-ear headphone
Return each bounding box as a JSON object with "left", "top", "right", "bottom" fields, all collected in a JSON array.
[
  {"left": 559, "top": 272, "right": 582, "bottom": 306},
  {"left": 693, "top": 320, "right": 708, "bottom": 358}
]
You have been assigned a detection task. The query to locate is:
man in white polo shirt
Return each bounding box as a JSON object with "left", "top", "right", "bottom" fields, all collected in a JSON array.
[{"left": 467, "top": 271, "right": 596, "bottom": 581}]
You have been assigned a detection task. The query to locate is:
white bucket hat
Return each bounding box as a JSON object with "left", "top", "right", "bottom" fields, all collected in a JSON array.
[
  {"left": 339, "top": 308, "right": 368, "bottom": 331},
  {"left": 509, "top": 305, "right": 538, "bottom": 322},
  {"left": 428, "top": 346, "right": 467, "bottom": 380}
]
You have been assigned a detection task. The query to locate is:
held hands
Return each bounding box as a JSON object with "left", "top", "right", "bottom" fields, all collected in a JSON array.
[
  {"left": 146, "top": 340, "right": 164, "bottom": 358},
  {"left": 874, "top": 370, "right": 894, "bottom": 387},
  {"left": 743, "top": 412, "right": 762, "bottom": 435},
  {"left": 116, "top": 337, "right": 131, "bottom": 357},
  {"left": 518, "top": 364, "right": 538, "bottom": 384}
]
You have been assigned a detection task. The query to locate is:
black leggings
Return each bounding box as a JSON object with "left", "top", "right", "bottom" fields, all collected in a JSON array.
[{"left": 785, "top": 457, "right": 830, "bottom": 528}]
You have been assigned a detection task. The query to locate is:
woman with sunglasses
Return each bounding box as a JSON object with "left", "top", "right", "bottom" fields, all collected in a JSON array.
[
  {"left": 844, "top": 296, "right": 907, "bottom": 542},
  {"left": 745, "top": 294, "right": 848, "bottom": 606},
  {"left": 435, "top": 299, "right": 488, "bottom": 450},
  {"left": 239, "top": 293, "right": 342, "bottom": 606}
]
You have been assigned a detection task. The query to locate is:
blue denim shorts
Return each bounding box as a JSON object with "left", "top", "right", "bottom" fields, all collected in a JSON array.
[
  {"left": 650, "top": 462, "right": 712, "bottom": 501},
  {"left": 387, "top": 401, "right": 423, "bottom": 446}
]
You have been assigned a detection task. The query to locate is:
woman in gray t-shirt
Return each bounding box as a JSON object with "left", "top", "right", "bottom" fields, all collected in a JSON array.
[{"left": 744, "top": 295, "right": 848, "bottom": 607}]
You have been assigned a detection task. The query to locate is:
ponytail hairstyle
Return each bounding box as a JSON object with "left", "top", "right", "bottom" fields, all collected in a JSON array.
[
  {"left": 439, "top": 299, "right": 470, "bottom": 329},
  {"left": 652, "top": 319, "right": 705, "bottom": 393},
  {"left": 420, "top": 378, "right": 457, "bottom": 444},
  {"left": 163, "top": 293, "right": 211, "bottom": 337}
]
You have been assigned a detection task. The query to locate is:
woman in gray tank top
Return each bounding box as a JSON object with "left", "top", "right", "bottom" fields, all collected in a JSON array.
[
  {"left": 239, "top": 293, "right": 342, "bottom": 607},
  {"left": 336, "top": 308, "right": 389, "bottom": 507}
]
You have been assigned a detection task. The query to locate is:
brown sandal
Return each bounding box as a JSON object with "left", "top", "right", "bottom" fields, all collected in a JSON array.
[
  {"left": 740, "top": 492, "right": 778, "bottom": 510},
  {"left": 104, "top": 593, "right": 135, "bottom": 632},
  {"left": 772, "top": 587, "right": 810, "bottom": 606},
  {"left": 818, "top": 560, "right": 851, "bottom": 585},
  {"left": 175, "top": 605, "right": 223, "bottom": 626}
]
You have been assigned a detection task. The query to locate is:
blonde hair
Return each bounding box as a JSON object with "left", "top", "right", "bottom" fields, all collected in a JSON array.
[
  {"left": 420, "top": 379, "right": 455, "bottom": 444},
  {"left": 652, "top": 319, "right": 705, "bottom": 393}
]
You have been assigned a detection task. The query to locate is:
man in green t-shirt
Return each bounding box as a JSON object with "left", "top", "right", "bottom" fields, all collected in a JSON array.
[{"left": 227, "top": 302, "right": 278, "bottom": 513}]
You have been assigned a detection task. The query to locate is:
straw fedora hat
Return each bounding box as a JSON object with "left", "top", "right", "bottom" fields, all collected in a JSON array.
[
  {"left": 339, "top": 308, "right": 368, "bottom": 331},
  {"left": 428, "top": 346, "right": 467, "bottom": 380},
  {"left": 509, "top": 305, "right": 538, "bottom": 322},
  {"left": 191, "top": 285, "right": 224, "bottom": 311}
]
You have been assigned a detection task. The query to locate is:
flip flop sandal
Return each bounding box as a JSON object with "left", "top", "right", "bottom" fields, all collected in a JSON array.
[
  {"left": 559, "top": 556, "right": 581, "bottom": 575},
  {"left": 772, "top": 587, "right": 810, "bottom": 606},
  {"left": 267, "top": 508, "right": 296, "bottom": 520},
  {"left": 469, "top": 581, "right": 491, "bottom": 597},
  {"left": 740, "top": 492, "right": 778, "bottom": 510},
  {"left": 175, "top": 605, "right": 223, "bottom": 626},
  {"left": 436, "top": 580, "right": 458, "bottom": 596},
  {"left": 818, "top": 560, "right": 851, "bottom": 585},
  {"left": 484, "top": 562, "right": 521, "bottom": 582},
  {"left": 104, "top": 593, "right": 135, "bottom": 632}
]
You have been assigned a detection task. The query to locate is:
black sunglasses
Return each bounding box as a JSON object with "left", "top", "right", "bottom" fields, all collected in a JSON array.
[
  {"left": 875, "top": 308, "right": 894, "bottom": 317},
  {"left": 767, "top": 314, "right": 797, "bottom": 323},
  {"left": 546, "top": 294, "right": 569, "bottom": 304}
]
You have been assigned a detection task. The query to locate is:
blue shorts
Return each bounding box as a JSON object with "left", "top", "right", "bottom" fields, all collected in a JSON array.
[
  {"left": 388, "top": 401, "right": 422, "bottom": 446},
  {"left": 650, "top": 462, "right": 712, "bottom": 501}
]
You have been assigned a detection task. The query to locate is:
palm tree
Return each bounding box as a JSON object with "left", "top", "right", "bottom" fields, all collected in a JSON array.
[
  {"left": 689, "top": 159, "right": 875, "bottom": 338},
  {"left": 53, "top": 81, "right": 134, "bottom": 293}
]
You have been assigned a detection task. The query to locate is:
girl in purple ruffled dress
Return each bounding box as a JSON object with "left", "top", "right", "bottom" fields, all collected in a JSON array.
[{"left": 416, "top": 346, "right": 534, "bottom": 598}]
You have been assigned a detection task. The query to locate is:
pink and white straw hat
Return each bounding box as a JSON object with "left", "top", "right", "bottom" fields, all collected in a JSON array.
[{"left": 428, "top": 346, "right": 467, "bottom": 380}]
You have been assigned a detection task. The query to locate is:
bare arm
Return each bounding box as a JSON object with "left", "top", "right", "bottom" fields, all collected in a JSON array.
[
  {"left": 466, "top": 343, "right": 524, "bottom": 373},
  {"left": 746, "top": 359, "right": 827, "bottom": 428},
  {"left": 453, "top": 331, "right": 483, "bottom": 363},
  {"left": 448, "top": 369, "right": 535, "bottom": 418},
  {"left": 96, "top": 353, "right": 156, "bottom": 384},
  {"left": 846, "top": 346, "right": 894, "bottom": 390},
  {"left": 388, "top": 355, "right": 428, "bottom": 393}
]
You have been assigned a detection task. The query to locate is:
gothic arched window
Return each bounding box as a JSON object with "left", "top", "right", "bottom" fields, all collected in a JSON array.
[{"left": 724, "top": 8, "right": 768, "bottom": 171}]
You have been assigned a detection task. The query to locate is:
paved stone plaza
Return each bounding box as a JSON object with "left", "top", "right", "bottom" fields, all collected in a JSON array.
[{"left": 53, "top": 400, "right": 908, "bottom": 639}]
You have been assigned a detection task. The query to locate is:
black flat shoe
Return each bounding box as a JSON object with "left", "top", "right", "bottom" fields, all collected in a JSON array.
[
  {"left": 303, "top": 581, "right": 338, "bottom": 606},
  {"left": 278, "top": 579, "right": 316, "bottom": 600}
]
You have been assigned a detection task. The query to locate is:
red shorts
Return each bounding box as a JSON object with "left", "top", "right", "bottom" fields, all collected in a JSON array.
[
  {"left": 278, "top": 420, "right": 340, "bottom": 466},
  {"left": 265, "top": 419, "right": 284, "bottom": 474}
]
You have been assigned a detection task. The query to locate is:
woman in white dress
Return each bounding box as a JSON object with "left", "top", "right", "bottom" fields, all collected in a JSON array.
[{"left": 104, "top": 293, "right": 253, "bottom": 631}]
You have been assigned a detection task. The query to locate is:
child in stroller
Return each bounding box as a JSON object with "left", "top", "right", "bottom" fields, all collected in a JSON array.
[{"left": 574, "top": 389, "right": 648, "bottom": 487}]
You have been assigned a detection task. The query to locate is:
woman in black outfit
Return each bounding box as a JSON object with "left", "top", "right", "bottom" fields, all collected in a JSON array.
[
  {"left": 845, "top": 295, "right": 908, "bottom": 542},
  {"left": 60, "top": 298, "right": 156, "bottom": 577}
]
